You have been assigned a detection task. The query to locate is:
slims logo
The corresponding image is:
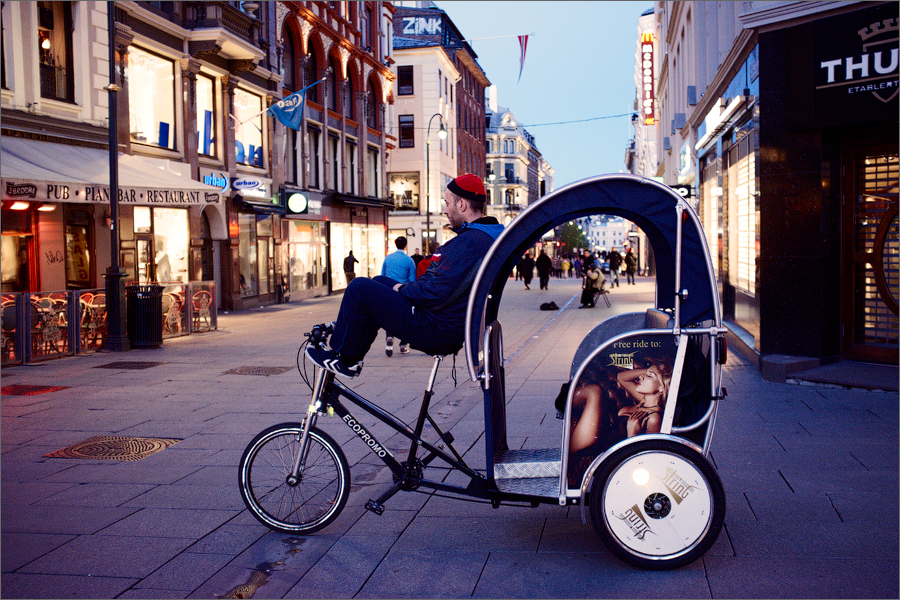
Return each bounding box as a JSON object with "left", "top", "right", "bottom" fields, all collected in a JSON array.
[
  {"left": 614, "top": 504, "right": 655, "bottom": 540},
  {"left": 6, "top": 182, "right": 37, "bottom": 198},
  {"left": 342, "top": 415, "right": 388, "bottom": 457},
  {"left": 659, "top": 467, "right": 698, "bottom": 504}
]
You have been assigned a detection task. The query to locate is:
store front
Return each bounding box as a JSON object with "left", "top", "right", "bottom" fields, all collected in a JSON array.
[
  {"left": 1, "top": 137, "right": 222, "bottom": 292},
  {"left": 755, "top": 2, "right": 898, "bottom": 364},
  {"left": 281, "top": 186, "right": 329, "bottom": 301}
]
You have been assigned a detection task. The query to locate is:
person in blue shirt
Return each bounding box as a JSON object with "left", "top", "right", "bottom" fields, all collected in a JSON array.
[
  {"left": 306, "top": 174, "right": 504, "bottom": 378},
  {"left": 380, "top": 236, "right": 417, "bottom": 356}
]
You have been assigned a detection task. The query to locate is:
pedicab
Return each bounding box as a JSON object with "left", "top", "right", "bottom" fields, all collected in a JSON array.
[{"left": 239, "top": 173, "right": 727, "bottom": 571}]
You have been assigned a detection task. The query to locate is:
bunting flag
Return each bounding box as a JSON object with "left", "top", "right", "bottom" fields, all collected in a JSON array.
[
  {"left": 517, "top": 35, "right": 529, "bottom": 83},
  {"left": 266, "top": 78, "right": 326, "bottom": 131}
]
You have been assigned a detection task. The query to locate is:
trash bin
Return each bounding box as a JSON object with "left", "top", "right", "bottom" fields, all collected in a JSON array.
[{"left": 126, "top": 284, "right": 163, "bottom": 348}]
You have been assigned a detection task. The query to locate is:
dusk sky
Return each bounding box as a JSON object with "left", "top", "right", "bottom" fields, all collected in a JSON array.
[{"left": 438, "top": 1, "right": 653, "bottom": 190}]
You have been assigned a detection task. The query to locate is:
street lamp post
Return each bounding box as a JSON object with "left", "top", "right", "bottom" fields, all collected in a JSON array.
[{"left": 425, "top": 113, "right": 446, "bottom": 254}]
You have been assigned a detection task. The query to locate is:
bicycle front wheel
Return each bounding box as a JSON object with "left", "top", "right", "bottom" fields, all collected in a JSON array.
[{"left": 239, "top": 423, "right": 350, "bottom": 534}]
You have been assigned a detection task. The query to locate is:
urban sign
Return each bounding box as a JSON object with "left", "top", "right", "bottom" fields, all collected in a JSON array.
[
  {"left": 232, "top": 176, "right": 264, "bottom": 191},
  {"left": 402, "top": 16, "right": 441, "bottom": 36},
  {"left": 641, "top": 32, "right": 656, "bottom": 125}
]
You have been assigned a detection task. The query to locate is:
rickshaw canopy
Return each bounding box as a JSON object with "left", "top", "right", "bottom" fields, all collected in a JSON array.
[{"left": 465, "top": 174, "right": 719, "bottom": 382}]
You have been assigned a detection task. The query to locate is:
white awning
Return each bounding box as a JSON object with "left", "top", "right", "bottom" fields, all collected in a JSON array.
[{"left": 1, "top": 137, "right": 221, "bottom": 206}]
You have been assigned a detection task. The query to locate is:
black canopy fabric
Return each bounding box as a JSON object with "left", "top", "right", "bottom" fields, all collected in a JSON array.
[{"left": 465, "top": 174, "right": 719, "bottom": 382}]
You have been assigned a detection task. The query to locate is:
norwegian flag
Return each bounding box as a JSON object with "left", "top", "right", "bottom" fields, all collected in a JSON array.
[{"left": 518, "top": 35, "right": 529, "bottom": 83}]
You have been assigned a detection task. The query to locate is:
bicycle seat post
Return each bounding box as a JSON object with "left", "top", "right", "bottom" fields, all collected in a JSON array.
[{"left": 407, "top": 354, "right": 444, "bottom": 461}]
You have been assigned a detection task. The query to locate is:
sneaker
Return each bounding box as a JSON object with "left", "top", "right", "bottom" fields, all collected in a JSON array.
[
  {"left": 399, "top": 344, "right": 410, "bottom": 354},
  {"left": 385, "top": 335, "right": 393, "bottom": 357},
  {"left": 305, "top": 346, "right": 363, "bottom": 378}
]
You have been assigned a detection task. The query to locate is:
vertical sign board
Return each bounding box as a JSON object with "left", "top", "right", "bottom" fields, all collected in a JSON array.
[{"left": 641, "top": 32, "right": 656, "bottom": 125}]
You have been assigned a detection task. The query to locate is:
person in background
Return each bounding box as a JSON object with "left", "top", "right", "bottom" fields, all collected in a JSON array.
[
  {"left": 608, "top": 246, "right": 621, "bottom": 287},
  {"left": 411, "top": 248, "right": 424, "bottom": 267},
  {"left": 381, "top": 236, "right": 417, "bottom": 356},
  {"left": 536, "top": 250, "right": 552, "bottom": 290},
  {"left": 519, "top": 252, "right": 535, "bottom": 290},
  {"left": 343, "top": 251, "right": 359, "bottom": 283},
  {"left": 624, "top": 247, "right": 637, "bottom": 285}
]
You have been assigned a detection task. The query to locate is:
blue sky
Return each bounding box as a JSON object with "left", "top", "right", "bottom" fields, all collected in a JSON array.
[{"left": 438, "top": 1, "right": 653, "bottom": 189}]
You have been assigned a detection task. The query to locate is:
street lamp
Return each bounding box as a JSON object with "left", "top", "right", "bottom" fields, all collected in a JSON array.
[{"left": 425, "top": 113, "right": 446, "bottom": 254}]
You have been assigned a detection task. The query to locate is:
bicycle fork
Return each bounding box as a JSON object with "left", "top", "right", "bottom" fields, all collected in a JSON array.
[{"left": 288, "top": 368, "right": 330, "bottom": 484}]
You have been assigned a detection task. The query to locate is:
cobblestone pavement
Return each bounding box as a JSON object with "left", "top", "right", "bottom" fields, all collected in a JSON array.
[{"left": 2, "top": 276, "right": 897, "bottom": 599}]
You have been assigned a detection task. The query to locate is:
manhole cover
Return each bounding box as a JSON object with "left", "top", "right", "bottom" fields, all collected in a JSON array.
[
  {"left": 45, "top": 436, "right": 180, "bottom": 461},
  {"left": 94, "top": 362, "right": 165, "bottom": 370},
  {"left": 224, "top": 366, "right": 292, "bottom": 376},
  {"left": 2, "top": 385, "right": 69, "bottom": 396}
]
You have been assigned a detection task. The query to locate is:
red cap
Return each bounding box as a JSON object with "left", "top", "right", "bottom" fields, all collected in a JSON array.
[{"left": 447, "top": 173, "right": 486, "bottom": 204}]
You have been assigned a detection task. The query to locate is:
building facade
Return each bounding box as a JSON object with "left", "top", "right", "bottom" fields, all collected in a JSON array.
[
  {"left": 279, "top": 1, "right": 396, "bottom": 299},
  {"left": 1, "top": 1, "right": 396, "bottom": 312},
  {"left": 633, "top": 0, "right": 898, "bottom": 371},
  {"left": 387, "top": 2, "right": 489, "bottom": 253},
  {"left": 484, "top": 87, "right": 553, "bottom": 226}
]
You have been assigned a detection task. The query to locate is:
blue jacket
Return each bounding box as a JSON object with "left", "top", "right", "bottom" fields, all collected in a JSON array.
[
  {"left": 381, "top": 250, "right": 417, "bottom": 283},
  {"left": 399, "top": 217, "right": 504, "bottom": 343}
]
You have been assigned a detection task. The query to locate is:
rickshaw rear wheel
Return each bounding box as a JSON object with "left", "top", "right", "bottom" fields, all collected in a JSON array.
[{"left": 589, "top": 438, "right": 725, "bottom": 570}]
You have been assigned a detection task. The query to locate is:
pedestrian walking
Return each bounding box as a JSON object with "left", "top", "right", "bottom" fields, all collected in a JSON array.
[
  {"left": 381, "top": 236, "right": 417, "bottom": 356},
  {"left": 519, "top": 252, "right": 535, "bottom": 289},
  {"left": 608, "top": 246, "right": 621, "bottom": 287},
  {"left": 343, "top": 251, "right": 359, "bottom": 283},
  {"left": 624, "top": 247, "right": 637, "bottom": 285},
  {"left": 536, "top": 250, "right": 552, "bottom": 290}
]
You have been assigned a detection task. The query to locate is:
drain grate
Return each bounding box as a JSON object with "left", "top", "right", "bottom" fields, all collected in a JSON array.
[
  {"left": 94, "top": 361, "right": 165, "bottom": 370},
  {"left": 2, "top": 385, "right": 69, "bottom": 396},
  {"left": 45, "top": 436, "right": 180, "bottom": 461},
  {"left": 224, "top": 366, "right": 292, "bottom": 376}
]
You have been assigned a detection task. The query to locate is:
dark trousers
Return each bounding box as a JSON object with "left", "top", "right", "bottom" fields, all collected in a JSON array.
[
  {"left": 626, "top": 271, "right": 635, "bottom": 284},
  {"left": 539, "top": 274, "right": 550, "bottom": 289},
  {"left": 329, "top": 276, "right": 453, "bottom": 363}
]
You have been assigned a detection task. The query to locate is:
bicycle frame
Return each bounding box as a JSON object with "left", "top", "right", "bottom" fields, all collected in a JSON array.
[{"left": 293, "top": 356, "right": 489, "bottom": 514}]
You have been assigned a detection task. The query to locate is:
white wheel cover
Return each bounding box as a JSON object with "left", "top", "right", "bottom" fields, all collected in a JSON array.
[{"left": 603, "top": 450, "right": 713, "bottom": 558}]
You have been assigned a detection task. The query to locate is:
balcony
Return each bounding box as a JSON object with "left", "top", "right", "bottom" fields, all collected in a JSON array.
[{"left": 183, "top": 1, "right": 265, "bottom": 62}]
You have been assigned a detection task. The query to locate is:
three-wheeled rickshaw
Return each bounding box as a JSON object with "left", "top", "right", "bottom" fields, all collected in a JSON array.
[{"left": 239, "top": 174, "right": 728, "bottom": 570}]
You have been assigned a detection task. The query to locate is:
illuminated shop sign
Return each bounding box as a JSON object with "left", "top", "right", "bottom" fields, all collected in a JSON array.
[
  {"left": 641, "top": 32, "right": 655, "bottom": 125},
  {"left": 1, "top": 179, "right": 220, "bottom": 206}
]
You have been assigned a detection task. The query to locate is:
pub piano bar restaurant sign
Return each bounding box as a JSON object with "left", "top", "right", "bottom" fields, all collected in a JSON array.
[{"left": 3, "top": 180, "right": 221, "bottom": 206}]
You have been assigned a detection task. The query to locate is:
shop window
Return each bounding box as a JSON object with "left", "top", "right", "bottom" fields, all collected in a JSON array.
[
  {"left": 234, "top": 88, "right": 264, "bottom": 167},
  {"left": 367, "top": 146, "right": 379, "bottom": 198},
  {"left": 389, "top": 172, "right": 419, "bottom": 211},
  {"left": 361, "top": 8, "right": 370, "bottom": 49},
  {"left": 399, "top": 115, "right": 414, "bottom": 148},
  {"left": 283, "top": 220, "right": 326, "bottom": 294},
  {"left": 699, "top": 151, "right": 720, "bottom": 276},
  {"left": 1, "top": 206, "right": 33, "bottom": 292},
  {"left": 238, "top": 213, "right": 257, "bottom": 296},
  {"left": 64, "top": 210, "right": 91, "bottom": 289},
  {"left": 397, "top": 66, "right": 413, "bottom": 96},
  {"left": 128, "top": 47, "right": 176, "bottom": 150},
  {"left": 197, "top": 74, "right": 216, "bottom": 157},
  {"left": 37, "top": 1, "right": 74, "bottom": 102},
  {"left": 725, "top": 131, "right": 757, "bottom": 295},
  {"left": 307, "top": 127, "right": 321, "bottom": 189},
  {"left": 131, "top": 206, "right": 189, "bottom": 283},
  {"left": 256, "top": 215, "right": 274, "bottom": 296}
]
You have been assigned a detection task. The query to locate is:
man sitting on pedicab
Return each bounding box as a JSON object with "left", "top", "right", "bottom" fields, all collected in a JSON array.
[{"left": 306, "top": 174, "right": 504, "bottom": 378}]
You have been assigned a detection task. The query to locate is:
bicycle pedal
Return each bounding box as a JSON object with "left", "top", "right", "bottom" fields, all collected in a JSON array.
[{"left": 365, "top": 499, "right": 385, "bottom": 515}]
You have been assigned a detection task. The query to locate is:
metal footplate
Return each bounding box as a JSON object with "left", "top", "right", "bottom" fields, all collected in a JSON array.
[{"left": 493, "top": 447, "right": 561, "bottom": 480}]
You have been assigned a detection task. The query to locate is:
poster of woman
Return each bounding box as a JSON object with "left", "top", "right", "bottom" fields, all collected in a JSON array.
[{"left": 566, "top": 335, "right": 677, "bottom": 488}]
